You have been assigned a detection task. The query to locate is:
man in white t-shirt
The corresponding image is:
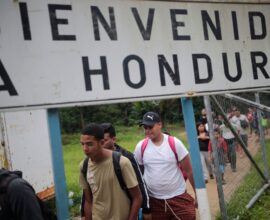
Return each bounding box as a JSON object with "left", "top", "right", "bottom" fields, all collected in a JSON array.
[
  {"left": 231, "top": 108, "right": 249, "bottom": 157},
  {"left": 134, "top": 112, "right": 196, "bottom": 220},
  {"left": 219, "top": 121, "right": 238, "bottom": 172}
]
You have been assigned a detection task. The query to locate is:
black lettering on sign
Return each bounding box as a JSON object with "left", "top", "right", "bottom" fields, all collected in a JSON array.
[
  {"left": 251, "top": 51, "right": 269, "bottom": 79},
  {"left": 222, "top": 52, "right": 242, "bottom": 82},
  {"left": 170, "top": 9, "right": 191, "bottom": 40},
  {"left": 192, "top": 54, "right": 213, "bottom": 84},
  {"left": 231, "top": 11, "right": 239, "bottom": 40},
  {"left": 249, "top": 12, "right": 266, "bottom": 40},
  {"left": 123, "top": 55, "right": 146, "bottom": 89},
  {"left": 0, "top": 60, "right": 18, "bottom": 96},
  {"left": 91, "top": 6, "right": 117, "bottom": 40},
  {"left": 201, "top": 10, "right": 222, "bottom": 40},
  {"left": 158, "top": 55, "right": 181, "bottom": 86},
  {"left": 48, "top": 4, "right": 76, "bottom": 41},
  {"left": 82, "top": 56, "right": 110, "bottom": 91},
  {"left": 19, "top": 2, "right": 31, "bottom": 40},
  {"left": 131, "top": 8, "right": 155, "bottom": 40}
]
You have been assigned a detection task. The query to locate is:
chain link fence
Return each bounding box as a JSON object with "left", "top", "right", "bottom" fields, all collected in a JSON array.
[{"left": 202, "top": 92, "right": 270, "bottom": 219}]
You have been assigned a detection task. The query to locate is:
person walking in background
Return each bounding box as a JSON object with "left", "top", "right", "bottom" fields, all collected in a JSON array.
[
  {"left": 197, "top": 121, "right": 214, "bottom": 183},
  {"left": 247, "top": 108, "right": 254, "bottom": 135},
  {"left": 219, "top": 119, "right": 238, "bottom": 172},
  {"left": 79, "top": 123, "right": 142, "bottom": 220},
  {"left": 251, "top": 107, "right": 259, "bottom": 136},
  {"left": 208, "top": 128, "right": 228, "bottom": 184},
  {"left": 134, "top": 112, "right": 197, "bottom": 220},
  {"left": 199, "top": 108, "right": 208, "bottom": 131},
  {"left": 230, "top": 108, "right": 249, "bottom": 157},
  {"left": 100, "top": 122, "right": 151, "bottom": 219}
]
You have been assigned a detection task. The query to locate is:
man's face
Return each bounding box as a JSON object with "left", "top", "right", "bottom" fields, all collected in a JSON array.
[
  {"left": 197, "top": 123, "right": 205, "bottom": 132},
  {"left": 103, "top": 133, "right": 115, "bottom": 150},
  {"left": 143, "top": 122, "right": 162, "bottom": 140},
  {"left": 80, "top": 134, "right": 103, "bottom": 159},
  {"left": 235, "top": 110, "right": 241, "bottom": 117},
  {"left": 201, "top": 109, "right": 207, "bottom": 116}
]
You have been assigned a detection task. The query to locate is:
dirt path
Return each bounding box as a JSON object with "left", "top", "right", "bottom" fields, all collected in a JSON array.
[{"left": 187, "top": 133, "right": 264, "bottom": 219}]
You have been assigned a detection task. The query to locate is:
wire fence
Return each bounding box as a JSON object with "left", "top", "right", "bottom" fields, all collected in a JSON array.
[{"left": 202, "top": 92, "right": 270, "bottom": 219}]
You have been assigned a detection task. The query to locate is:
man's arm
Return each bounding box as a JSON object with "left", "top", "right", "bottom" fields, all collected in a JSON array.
[
  {"left": 127, "top": 185, "right": 142, "bottom": 220},
  {"left": 83, "top": 188, "right": 93, "bottom": 220},
  {"left": 180, "top": 154, "right": 198, "bottom": 208}
]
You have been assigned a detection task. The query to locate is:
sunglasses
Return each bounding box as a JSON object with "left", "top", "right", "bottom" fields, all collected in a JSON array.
[{"left": 143, "top": 125, "right": 154, "bottom": 130}]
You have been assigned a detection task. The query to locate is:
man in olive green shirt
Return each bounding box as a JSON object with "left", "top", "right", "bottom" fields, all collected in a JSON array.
[{"left": 79, "top": 123, "right": 142, "bottom": 220}]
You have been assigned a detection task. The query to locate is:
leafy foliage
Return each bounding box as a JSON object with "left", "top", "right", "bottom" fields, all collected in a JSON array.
[{"left": 59, "top": 98, "right": 204, "bottom": 133}]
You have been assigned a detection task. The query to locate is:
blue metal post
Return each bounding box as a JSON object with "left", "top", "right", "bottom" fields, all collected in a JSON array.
[
  {"left": 180, "top": 97, "right": 211, "bottom": 219},
  {"left": 47, "top": 109, "right": 69, "bottom": 220}
]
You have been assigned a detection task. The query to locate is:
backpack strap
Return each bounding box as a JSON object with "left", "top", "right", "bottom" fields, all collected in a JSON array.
[
  {"left": 80, "top": 157, "right": 89, "bottom": 217},
  {"left": 140, "top": 138, "right": 149, "bottom": 162},
  {"left": 112, "top": 151, "right": 126, "bottom": 190},
  {"left": 82, "top": 157, "right": 89, "bottom": 181},
  {"left": 140, "top": 135, "right": 187, "bottom": 181},
  {"left": 112, "top": 151, "right": 131, "bottom": 200},
  {"left": 81, "top": 154, "right": 131, "bottom": 217},
  {"left": 168, "top": 136, "right": 188, "bottom": 181},
  {"left": 168, "top": 136, "right": 178, "bottom": 162},
  {"left": 141, "top": 136, "right": 177, "bottom": 162}
]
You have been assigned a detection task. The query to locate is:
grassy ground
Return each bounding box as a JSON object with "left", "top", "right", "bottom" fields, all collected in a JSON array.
[
  {"left": 62, "top": 123, "right": 187, "bottom": 217},
  {"left": 216, "top": 139, "right": 270, "bottom": 220}
]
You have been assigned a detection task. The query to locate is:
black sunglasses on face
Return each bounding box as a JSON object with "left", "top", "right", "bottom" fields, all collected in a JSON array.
[{"left": 143, "top": 125, "right": 154, "bottom": 130}]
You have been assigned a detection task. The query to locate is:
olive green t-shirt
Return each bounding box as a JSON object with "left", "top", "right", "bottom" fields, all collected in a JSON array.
[{"left": 79, "top": 155, "right": 138, "bottom": 220}]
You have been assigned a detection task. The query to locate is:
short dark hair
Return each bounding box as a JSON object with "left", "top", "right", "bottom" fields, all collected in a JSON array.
[
  {"left": 100, "top": 123, "right": 116, "bottom": 137},
  {"left": 196, "top": 121, "right": 207, "bottom": 134},
  {"left": 81, "top": 123, "right": 104, "bottom": 140},
  {"left": 214, "top": 128, "right": 220, "bottom": 134}
]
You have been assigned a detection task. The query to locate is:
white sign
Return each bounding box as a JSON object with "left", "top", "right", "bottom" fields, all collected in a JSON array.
[
  {"left": 0, "top": 110, "right": 54, "bottom": 196},
  {"left": 0, "top": 0, "right": 270, "bottom": 110}
]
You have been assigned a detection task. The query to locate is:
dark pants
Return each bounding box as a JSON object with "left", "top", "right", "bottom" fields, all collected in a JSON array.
[{"left": 225, "top": 138, "right": 237, "bottom": 171}]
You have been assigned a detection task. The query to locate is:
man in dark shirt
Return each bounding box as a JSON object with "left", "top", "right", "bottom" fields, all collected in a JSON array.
[
  {"left": 0, "top": 168, "right": 44, "bottom": 220},
  {"left": 100, "top": 123, "right": 151, "bottom": 220}
]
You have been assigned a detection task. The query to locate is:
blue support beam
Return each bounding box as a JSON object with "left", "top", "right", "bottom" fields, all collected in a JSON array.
[
  {"left": 181, "top": 97, "right": 205, "bottom": 188},
  {"left": 47, "top": 109, "right": 69, "bottom": 220},
  {"left": 181, "top": 97, "right": 211, "bottom": 219}
]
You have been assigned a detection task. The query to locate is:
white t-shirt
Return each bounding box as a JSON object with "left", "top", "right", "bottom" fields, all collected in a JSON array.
[
  {"left": 220, "top": 123, "right": 237, "bottom": 139},
  {"left": 134, "top": 134, "right": 188, "bottom": 199},
  {"left": 231, "top": 114, "right": 249, "bottom": 135}
]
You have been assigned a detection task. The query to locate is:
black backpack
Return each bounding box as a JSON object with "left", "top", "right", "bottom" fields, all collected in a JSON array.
[
  {"left": 240, "top": 119, "right": 249, "bottom": 129},
  {"left": 0, "top": 169, "right": 57, "bottom": 220},
  {"left": 80, "top": 151, "right": 130, "bottom": 217}
]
